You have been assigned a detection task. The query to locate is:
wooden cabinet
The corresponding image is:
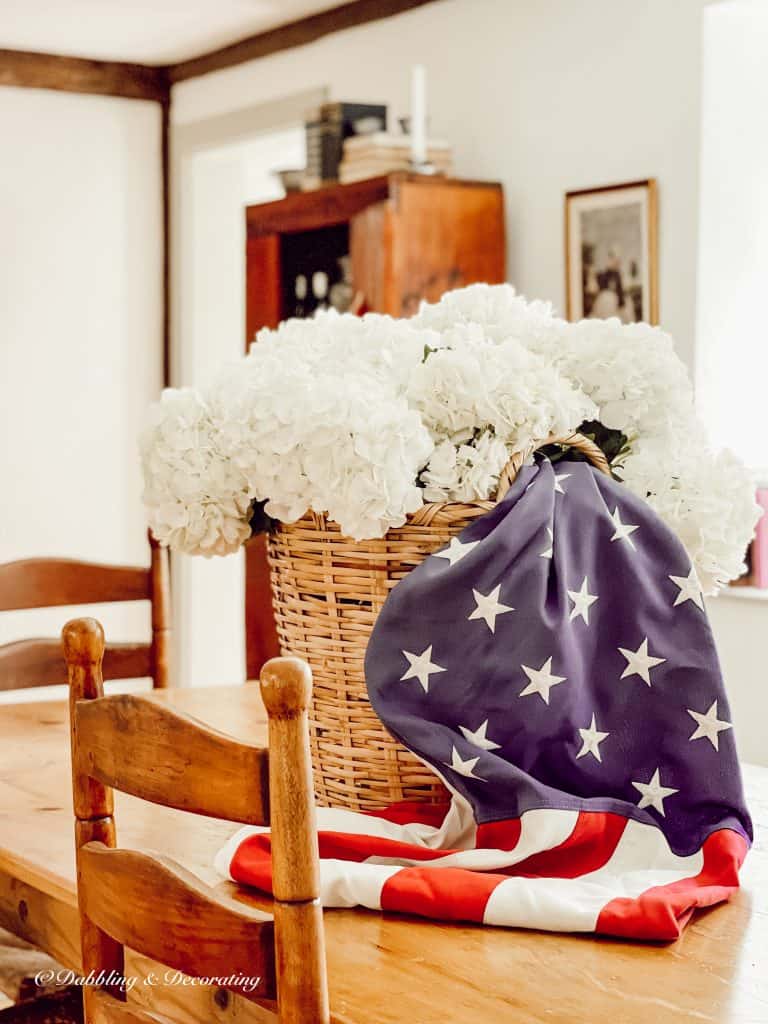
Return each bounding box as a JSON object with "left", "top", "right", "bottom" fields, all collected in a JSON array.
[{"left": 244, "top": 173, "right": 506, "bottom": 675}]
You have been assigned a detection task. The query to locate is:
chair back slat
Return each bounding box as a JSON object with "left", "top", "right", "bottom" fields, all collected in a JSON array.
[
  {"left": 0, "top": 558, "right": 151, "bottom": 611},
  {"left": 79, "top": 843, "right": 276, "bottom": 1001},
  {"left": 73, "top": 694, "right": 270, "bottom": 825},
  {"left": 0, "top": 532, "right": 171, "bottom": 691},
  {"left": 0, "top": 639, "right": 152, "bottom": 692}
]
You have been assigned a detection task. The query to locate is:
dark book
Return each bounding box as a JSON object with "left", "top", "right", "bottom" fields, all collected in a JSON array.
[{"left": 305, "top": 102, "right": 387, "bottom": 185}]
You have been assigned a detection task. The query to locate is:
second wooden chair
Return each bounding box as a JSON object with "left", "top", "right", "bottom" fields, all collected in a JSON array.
[{"left": 0, "top": 531, "right": 171, "bottom": 695}]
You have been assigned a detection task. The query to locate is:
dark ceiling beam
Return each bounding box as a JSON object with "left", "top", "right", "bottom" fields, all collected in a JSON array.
[
  {"left": 169, "top": 0, "right": 443, "bottom": 83},
  {"left": 0, "top": 0, "right": 445, "bottom": 98},
  {"left": 0, "top": 48, "right": 169, "bottom": 102}
]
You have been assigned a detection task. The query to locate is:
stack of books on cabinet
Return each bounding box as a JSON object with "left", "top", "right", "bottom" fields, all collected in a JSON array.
[{"left": 339, "top": 133, "right": 453, "bottom": 183}]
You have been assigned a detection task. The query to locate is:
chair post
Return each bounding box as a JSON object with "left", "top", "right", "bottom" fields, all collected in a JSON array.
[
  {"left": 62, "top": 618, "right": 125, "bottom": 1017},
  {"left": 148, "top": 530, "right": 171, "bottom": 689},
  {"left": 259, "top": 657, "right": 329, "bottom": 1024}
]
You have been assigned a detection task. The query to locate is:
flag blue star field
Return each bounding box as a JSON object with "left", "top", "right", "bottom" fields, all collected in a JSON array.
[{"left": 217, "top": 459, "right": 751, "bottom": 940}]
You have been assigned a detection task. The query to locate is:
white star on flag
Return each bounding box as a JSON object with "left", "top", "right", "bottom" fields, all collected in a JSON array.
[
  {"left": 554, "top": 472, "right": 571, "bottom": 494},
  {"left": 610, "top": 507, "right": 639, "bottom": 549},
  {"left": 576, "top": 714, "right": 609, "bottom": 762},
  {"left": 632, "top": 768, "right": 679, "bottom": 816},
  {"left": 459, "top": 719, "right": 501, "bottom": 751},
  {"left": 539, "top": 527, "right": 554, "bottom": 559},
  {"left": 669, "top": 567, "right": 704, "bottom": 610},
  {"left": 618, "top": 637, "right": 666, "bottom": 686},
  {"left": 400, "top": 645, "right": 446, "bottom": 693},
  {"left": 468, "top": 585, "right": 514, "bottom": 633},
  {"left": 433, "top": 536, "right": 479, "bottom": 567},
  {"left": 567, "top": 576, "right": 598, "bottom": 624},
  {"left": 444, "top": 745, "right": 486, "bottom": 780},
  {"left": 519, "top": 657, "right": 566, "bottom": 704},
  {"left": 687, "top": 700, "right": 732, "bottom": 750}
]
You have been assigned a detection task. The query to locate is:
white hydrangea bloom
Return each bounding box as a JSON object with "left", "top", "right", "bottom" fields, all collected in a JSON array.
[
  {"left": 415, "top": 285, "right": 693, "bottom": 440},
  {"left": 414, "top": 282, "right": 558, "bottom": 348},
  {"left": 406, "top": 338, "right": 487, "bottom": 437},
  {"left": 621, "top": 435, "right": 761, "bottom": 592},
  {"left": 407, "top": 322, "right": 596, "bottom": 455},
  {"left": 548, "top": 317, "right": 694, "bottom": 439},
  {"left": 140, "top": 286, "right": 760, "bottom": 590},
  {"left": 202, "top": 313, "right": 435, "bottom": 540},
  {"left": 421, "top": 429, "right": 510, "bottom": 503},
  {"left": 139, "top": 389, "right": 253, "bottom": 556},
  {"left": 476, "top": 341, "right": 597, "bottom": 451}
]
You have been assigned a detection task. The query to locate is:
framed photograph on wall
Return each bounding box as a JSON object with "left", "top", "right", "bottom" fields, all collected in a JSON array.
[{"left": 565, "top": 179, "right": 658, "bottom": 324}]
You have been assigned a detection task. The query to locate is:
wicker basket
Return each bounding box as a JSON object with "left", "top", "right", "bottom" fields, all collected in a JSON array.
[{"left": 267, "top": 433, "right": 611, "bottom": 811}]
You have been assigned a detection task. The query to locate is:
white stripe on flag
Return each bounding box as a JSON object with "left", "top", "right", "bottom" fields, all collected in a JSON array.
[
  {"left": 577, "top": 818, "right": 703, "bottom": 897},
  {"left": 361, "top": 807, "right": 579, "bottom": 871},
  {"left": 314, "top": 795, "right": 477, "bottom": 850},
  {"left": 483, "top": 874, "right": 611, "bottom": 931},
  {"left": 483, "top": 817, "right": 704, "bottom": 931},
  {"left": 320, "top": 861, "right": 402, "bottom": 909}
]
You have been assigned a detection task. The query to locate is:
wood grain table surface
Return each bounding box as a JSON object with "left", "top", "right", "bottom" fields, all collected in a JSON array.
[{"left": 0, "top": 686, "right": 766, "bottom": 1024}]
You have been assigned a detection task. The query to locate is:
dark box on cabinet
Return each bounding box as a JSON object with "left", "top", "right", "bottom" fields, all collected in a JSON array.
[{"left": 305, "top": 102, "right": 387, "bottom": 188}]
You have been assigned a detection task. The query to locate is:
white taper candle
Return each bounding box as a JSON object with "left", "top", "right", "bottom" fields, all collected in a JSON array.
[{"left": 410, "top": 64, "right": 427, "bottom": 166}]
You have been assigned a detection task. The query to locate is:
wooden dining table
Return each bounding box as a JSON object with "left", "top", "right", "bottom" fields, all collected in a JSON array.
[{"left": 1, "top": 685, "right": 767, "bottom": 1024}]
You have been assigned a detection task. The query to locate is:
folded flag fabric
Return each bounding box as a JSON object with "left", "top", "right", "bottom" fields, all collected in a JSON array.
[{"left": 216, "top": 459, "right": 752, "bottom": 940}]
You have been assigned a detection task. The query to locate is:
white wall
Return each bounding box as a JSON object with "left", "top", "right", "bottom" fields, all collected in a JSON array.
[
  {"left": 172, "top": 0, "right": 709, "bottom": 369},
  {"left": 0, "top": 86, "right": 162, "bottom": 690},
  {"left": 697, "top": 0, "right": 768, "bottom": 470},
  {"left": 706, "top": 596, "right": 767, "bottom": 765},
  {"left": 173, "top": 128, "right": 305, "bottom": 687}
]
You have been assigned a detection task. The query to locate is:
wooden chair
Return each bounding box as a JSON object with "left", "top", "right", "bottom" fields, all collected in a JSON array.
[
  {"left": 62, "top": 617, "right": 329, "bottom": 1024},
  {"left": 0, "top": 532, "right": 171, "bottom": 694}
]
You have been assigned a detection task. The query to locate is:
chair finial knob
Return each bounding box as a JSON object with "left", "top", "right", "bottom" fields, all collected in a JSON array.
[
  {"left": 62, "top": 617, "right": 105, "bottom": 665},
  {"left": 260, "top": 656, "right": 312, "bottom": 717}
]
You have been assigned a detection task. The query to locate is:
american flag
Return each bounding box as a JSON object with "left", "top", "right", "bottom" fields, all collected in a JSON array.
[{"left": 217, "top": 460, "right": 751, "bottom": 940}]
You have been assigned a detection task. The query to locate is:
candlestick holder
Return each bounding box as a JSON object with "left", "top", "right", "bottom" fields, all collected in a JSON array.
[{"left": 408, "top": 159, "right": 439, "bottom": 175}]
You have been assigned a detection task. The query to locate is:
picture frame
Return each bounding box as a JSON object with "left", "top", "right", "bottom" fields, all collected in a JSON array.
[{"left": 565, "top": 179, "right": 658, "bottom": 324}]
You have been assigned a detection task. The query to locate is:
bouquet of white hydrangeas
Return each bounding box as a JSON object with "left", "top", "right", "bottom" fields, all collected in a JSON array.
[{"left": 140, "top": 285, "right": 760, "bottom": 593}]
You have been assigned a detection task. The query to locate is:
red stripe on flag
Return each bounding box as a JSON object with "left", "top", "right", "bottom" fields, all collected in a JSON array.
[
  {"left": 362, "top": 800, "right": 451, "bottom": 828},
  {"left": 509, "top": 811, "right": 627, "bottom": 878},
  {"left": 597, "top": 828, "right": 748, "bottom": 940},
  {"left": 229, "top": 834, "right": 274, "bottom": 893},
  {"left": 381, "top": 866, "right": 506, "bottom": 922},
  {"left": 476, "top": 817, "right": 523, "bottom": 851}
]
